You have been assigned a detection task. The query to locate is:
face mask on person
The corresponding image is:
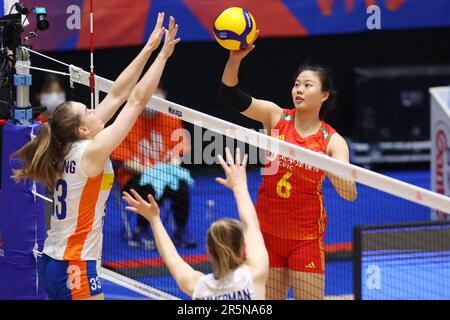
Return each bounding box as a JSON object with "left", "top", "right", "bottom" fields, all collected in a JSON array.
[{"left": 40, "top": 92, "right": 66, "bottom": 113}]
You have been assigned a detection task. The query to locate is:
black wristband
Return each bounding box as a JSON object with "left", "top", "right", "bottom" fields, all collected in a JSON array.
[{"left": 219, "top": 82, "right": 252, "bottom": 113}]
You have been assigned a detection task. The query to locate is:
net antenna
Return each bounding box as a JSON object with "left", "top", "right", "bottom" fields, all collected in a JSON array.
[{"left": 89, "top": 0, "right": 98, "bottom": 108}]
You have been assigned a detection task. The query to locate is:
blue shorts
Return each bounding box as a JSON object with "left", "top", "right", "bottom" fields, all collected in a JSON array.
[{"left": 38, "top": 254, "right": 103, "bottom": 300}]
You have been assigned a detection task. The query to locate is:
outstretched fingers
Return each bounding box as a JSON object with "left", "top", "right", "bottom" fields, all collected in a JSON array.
[
  {"left": 164, "top": 29, "right": 178, "bottom": 44},
  {"left": 147, "top": 194, "right": 158, "bottom": 207},
  {"left": 217, "top": 154, "right": 231, "bottom": 174},
  {"left": 125, "top": 206, "right": 139, "bottom": 213},
  {"left": 250, "top": 29, "right": 260, "bottom": 45},
  {"left": 235, "top": 147, "right": 241, "bottom": 166},
  {"left": 171, "top": 23, "right": 179, "bottom": 39},
  {"left": 122, "top": 191, "right": 139, "bottom": 208},
  {"left": 168, "top": 15, "right": 175, "bottom": 31},
  {"left": 167, "top": 17, "right": 180, "bottom": 43},
  {"left": 225, "top": 147, "right": 235, "bottom": 166},
  {"left": 242, "top": 153, "right": 248, "bottom": 168},
  {"left": 215, "top": 177, "right": 227, "bottom": 187},
  {"left": 155, "top": 12, "right": 165, "bottom": 30},
  {"left": 170, "top": 37, "right": 181, "bottom": 46},
  {"left": 129, "top": 188, "right": 146, "bottom": 204}
]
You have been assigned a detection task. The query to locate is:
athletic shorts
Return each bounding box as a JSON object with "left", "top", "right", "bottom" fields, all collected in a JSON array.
[
  {"left": 262, "top": 232, "right": 325, "bottom": 274},
  {"left": 38, "top": 254, "right": 103, "bottom": 300}
]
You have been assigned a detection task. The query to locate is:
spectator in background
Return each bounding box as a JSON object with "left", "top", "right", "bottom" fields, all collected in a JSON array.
[
  {"left": 33, "top": 74, "right": 67, "bottom": 123},
  {"left": 112, "top": 82, "right": 197, "bottom": 250}
]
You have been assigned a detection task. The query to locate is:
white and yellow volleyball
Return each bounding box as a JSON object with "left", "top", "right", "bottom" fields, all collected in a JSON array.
[{"left": 213, "top": 7, "right": 257, "bottom": 51}]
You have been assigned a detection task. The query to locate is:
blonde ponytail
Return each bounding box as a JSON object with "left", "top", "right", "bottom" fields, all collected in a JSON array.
[
  {"left": 12, "top": 102, "right": 81, "bottom": 189},
  {"left": 207, "top": 219, "right": 245, "bottom": 279}
]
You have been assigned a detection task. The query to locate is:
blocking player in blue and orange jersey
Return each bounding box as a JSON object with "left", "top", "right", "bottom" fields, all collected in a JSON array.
[
  {"left": 219, "top": 31, "right": 357, "bottom": 300},
  {"left": 13, "top": 13, "right": 180, "bottom": 300}
]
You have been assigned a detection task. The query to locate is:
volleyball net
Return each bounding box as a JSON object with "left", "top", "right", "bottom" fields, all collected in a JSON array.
[{"left": 24, "top": 48, "right": 450, "bottom": 300}]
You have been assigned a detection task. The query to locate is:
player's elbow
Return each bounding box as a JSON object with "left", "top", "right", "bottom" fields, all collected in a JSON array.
[
  {"left": 109, "top": 87, "right": 127, "bottom": 104},
  {"left": 219, "top": 82, "right": 252, "bottom": 113},
  {"left": 127, "top": 93, "right": 147, "bottom": 110},
  {"left": 129, "top": 86, "right": 152, "bottom": 109}
]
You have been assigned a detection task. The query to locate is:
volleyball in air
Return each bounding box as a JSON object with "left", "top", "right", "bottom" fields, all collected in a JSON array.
[{"left": 213, "top": 7, "right": 256, "bottom": 51}]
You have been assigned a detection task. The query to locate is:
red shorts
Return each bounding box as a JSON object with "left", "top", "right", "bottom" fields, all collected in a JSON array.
[{"left": 263, "top": 232, "right": 325, "bottom": 274}]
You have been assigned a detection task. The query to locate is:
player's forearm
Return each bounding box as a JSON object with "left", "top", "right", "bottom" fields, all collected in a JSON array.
[
  {"left": 232, "top": 185, "right": 260, "bottom": 229},
  {"left": 149, "top": 216, "right": 185, "bottom": 272},
  {"left": 130, "top": 55, "right": 168, "bottom": 108},
  {"left": 222, "top": 58, "right": 241, "bottom": 87},
  {"left": 329, "top": 174, "right": 358, "bottom": 202},
  {"left": 109, "top": 47, "right": 154, "bottom": 102},
  {"left": 96, "top": 47, "right": 154, "bottom": 123}
]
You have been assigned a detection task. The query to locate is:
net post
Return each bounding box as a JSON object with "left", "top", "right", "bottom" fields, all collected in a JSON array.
[{"left": 353, "top": 225, "right": 363, "bottom": 300}]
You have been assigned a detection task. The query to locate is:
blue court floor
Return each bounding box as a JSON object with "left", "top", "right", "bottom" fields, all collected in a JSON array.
[{"left": 102, "top": 169, "right": 432, "bottom": 300}]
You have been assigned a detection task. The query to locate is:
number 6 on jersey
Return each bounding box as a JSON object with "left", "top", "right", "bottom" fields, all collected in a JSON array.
[{"left": 276, "top": 172, "right": 293, "bottom": 199}]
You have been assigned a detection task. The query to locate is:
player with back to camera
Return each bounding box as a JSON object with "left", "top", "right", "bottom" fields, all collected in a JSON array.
[
  {"left": 219, "top": 31, "right": 357, "bottom": 300},
  {"left": 122, "top": 147, "right": 269, "bottom": 300},
  {"left": 12, "top": 13, "right": 180, "bottom": 300}
]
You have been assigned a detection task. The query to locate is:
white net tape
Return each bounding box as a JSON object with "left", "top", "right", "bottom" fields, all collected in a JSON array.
[{"left": 24, "top": 48, "right": 450, "bottom": 300}]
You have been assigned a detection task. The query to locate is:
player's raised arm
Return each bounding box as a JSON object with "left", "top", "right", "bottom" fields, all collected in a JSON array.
[
  {"left": 219, "top": 30, "right": 283, "bottom": 130},
  {"left": 122, "top": 189, "right": 203, "bottom": 296},
  {"left": 96, "top": 12, "right": 166, "bottom": 124},
  {"left": 82, "top": 16, "right": 180, "bottom": 177},
  {"left": 326, "top": 133, "right": 358, "bottom": 201},
  {"left": 215, "top": 147, "right": 269, "bottom": 288}
]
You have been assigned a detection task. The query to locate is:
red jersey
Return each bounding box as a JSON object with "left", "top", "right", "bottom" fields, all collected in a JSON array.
[
  {"left": 111, "top": 112, "right": 190, "bottom": 188},
  {"left": 255, "top": 108, "right": 336, "bottom": 240}
]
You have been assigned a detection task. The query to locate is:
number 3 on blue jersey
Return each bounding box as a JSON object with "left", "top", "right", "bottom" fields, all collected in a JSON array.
[{"left": 53, "top": 179, "right": 67, "bottom": 220}]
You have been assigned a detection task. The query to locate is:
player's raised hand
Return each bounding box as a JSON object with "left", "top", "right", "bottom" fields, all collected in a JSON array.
[
  {"left": 145, "top": 12, "right": 165, "bottom": 51},
  {"left": 159, "top": 16, "right": 181, "bottom": 59},
  {"left": 122, "top": 189, "right": 161, "bottom": 222},
  {"left": 229, "top": 30, "right": 259, "bottom": 61},
  {"left": 215, "top": 147, "right": 248, "bottom": 191}
]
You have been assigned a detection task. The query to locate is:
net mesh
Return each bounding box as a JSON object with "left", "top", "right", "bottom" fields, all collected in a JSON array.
[
  {"left": 30, "top": 59, "right": 450, "bottom": 300},
  {"left": 100, "top": 101, "right": 450, "bottom": 300}
]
